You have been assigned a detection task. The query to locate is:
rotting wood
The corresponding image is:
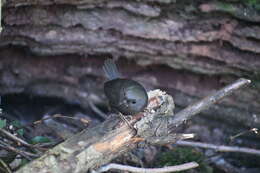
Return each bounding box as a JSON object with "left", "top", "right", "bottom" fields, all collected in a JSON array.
[{"left": 15, "top": 79, "right": 250, "bottom": 173}]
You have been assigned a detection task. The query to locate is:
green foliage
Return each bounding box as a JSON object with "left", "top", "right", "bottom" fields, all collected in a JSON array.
[
  {"left": 213, "top": 1, "right": 260, "bottom": 21},
  {"left": 218, "top": 0, "right": 260, "bottom": 10},
  {"left": 216, "top": 2, "right": 236, "bottom": 12},
  {"left": 156, "top": 147, "right": 213, "bottom": 173},
  {"left": 244, "top": 0, "right": 260, "bottom": 10},
  {"left": 10, "top": 120, "right": 22, "bottom": 128},
  {"left": 10, "top": 120, "right": 25, "bottom": 136},
  {"left": 19, "top": 158, "right": 29, "bottom": 167},
  {"left": 17, "top": 129, "right": 24, "bottom": 136},
  {"left": 30, "top": 136, "right": 51, "bottom": 144},
  {"left": 250, "top": 71, "right": 260, "bottom": 90},
  {"left": 0, "top": 119, "right": 6, "bottom": 129},
  {"left": 252, "top": 79, "right": 260, "bottom": 89}
]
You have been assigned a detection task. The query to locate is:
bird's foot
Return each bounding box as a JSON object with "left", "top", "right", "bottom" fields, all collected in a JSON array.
[{"left": 118, "top": 113, "right": 135, "bottom": 131}]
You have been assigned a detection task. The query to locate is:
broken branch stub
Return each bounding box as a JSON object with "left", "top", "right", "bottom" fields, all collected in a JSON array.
[
  {"left": 15, "top": 90, "right": 174, "bottom": 173},
  {"left": 15, "top": 78, "right": 250, "bottom": 173},
  {"left": 135, "top": 89, "right": 175, "bottom": 137}
]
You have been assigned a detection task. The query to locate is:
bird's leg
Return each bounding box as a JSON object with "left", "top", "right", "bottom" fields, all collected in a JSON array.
[{"left": 118, "top": 112, "right": 135, "bottom": 130}]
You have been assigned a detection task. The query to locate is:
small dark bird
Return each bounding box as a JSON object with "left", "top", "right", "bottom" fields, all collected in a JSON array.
[{"left": 103, "top": 59, "right": 148, "bottom": 115}]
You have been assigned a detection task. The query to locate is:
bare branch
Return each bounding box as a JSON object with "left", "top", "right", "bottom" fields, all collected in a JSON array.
[
  {"left": 0, "top": 158, "right": 12, "bottom": 173},
  {"left": 146, "top": 133, "right": 195, "bottom": 145},
  {"left": 14, "top": 78, "right": 251, "bottom": 173},
  {"left": 176, "top": 140, "right": 260, "bottom": 156},
  {"left": 168, "top": 78, "right": 251, "bottom": 130},
  {"left": 0, "top": 128, "right": 44, "bottom": 153},
  {"left": 0, "top": 128, "right": 33, "bottom": 148},
  {"left": 34, "top": 114, "right": 89, "bottom": 126},
  {"left": 92, "top": 162, "right": 199, "bottom": 173},
  {"left": 88, "top": 100, "right": 107, "bottom": 119},
  {"left": 230, "top": 128, "right": 259, "bottom": 141},
  {"left": 0, "top": 141, "right": 39, "bottom": 160}
]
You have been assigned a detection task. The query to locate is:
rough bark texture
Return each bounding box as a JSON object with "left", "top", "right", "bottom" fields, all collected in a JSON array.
[
  {"left": 0, "top": 0, "right": 260, "bottom": 166},
  {"left": 15, "top": 90, "right": 178, "bottom": 173},
  {"left": 12, "top": 79, "right": 250, "bottom": 173}
]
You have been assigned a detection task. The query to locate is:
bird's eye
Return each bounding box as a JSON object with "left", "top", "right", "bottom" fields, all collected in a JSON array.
[{"left": 127, "top": 99, "right": 136, "bottom": 104}]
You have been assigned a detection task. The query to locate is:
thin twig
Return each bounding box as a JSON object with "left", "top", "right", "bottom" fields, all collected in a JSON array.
[
  {"left": 0, "top": 140, "right": 39, "bottom": 157},
  {"left": 38, "top": 114, "right": 89, "bottom": 124},
  {"left": 18, "top": 114, "right": 89, "bottom": 129},
  {"left": 230, "top": 128, "right": 259, "bottom": 141},
  {"left": 0, "top": 158, "right": 12, "bottom": 173},
  {"left": 169, "top": 78, "right": 251, "bottom": 130},
  {"left": 176, "top": 140, "right": 260, "bottom": 156},
  {"left": 35, "top": 114, "right": 89, "bottom": 125},
  {"left": 88, "top": 100, "right": 107, "bottom": 119},
  {"left": 0, "top": 128, "right": 33, "bottom": 148},
  {"left": 0, "top": 128, "right": 44, "bottom": 153},
  {"left": 34, "top": 142, "right": 58, "bottom": 148},
  {"left": 0, "top": 141, "right": 35, "bottom": 160},
  {"left": 93, "top": 162, "right": 199, "bottom": 173},
  {"left": 146, "top": 133, "right": 195, "bottom": 145}
]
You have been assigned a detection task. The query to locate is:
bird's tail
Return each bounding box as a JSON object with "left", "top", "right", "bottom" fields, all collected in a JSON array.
[{"left": 103, "top": 59, "right": 121, "bottom": 80}]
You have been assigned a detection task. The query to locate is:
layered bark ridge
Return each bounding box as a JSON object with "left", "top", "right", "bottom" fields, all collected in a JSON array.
[{"left": 1, "top": 0, "right": 260, "bottom": 147}]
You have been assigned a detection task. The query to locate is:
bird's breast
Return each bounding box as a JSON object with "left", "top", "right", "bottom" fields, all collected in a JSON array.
[{"left": 104, "top": 78, "right": 148, "bottom": 115}]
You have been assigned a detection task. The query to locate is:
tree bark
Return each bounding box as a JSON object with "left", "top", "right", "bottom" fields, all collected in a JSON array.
[
  {"left": 0, "top": 0, "right": 260, "bottom": 167},
  {"left": 14, "top": 79, "right": 250, "bottom": 173},
  {"left": 14, "top": 90, "right": 177, "bottom": 173}
]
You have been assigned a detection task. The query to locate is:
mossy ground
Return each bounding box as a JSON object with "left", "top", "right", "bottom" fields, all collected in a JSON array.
[{"left": 156, "top": 147, "right": 213, "bottom": 173}]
